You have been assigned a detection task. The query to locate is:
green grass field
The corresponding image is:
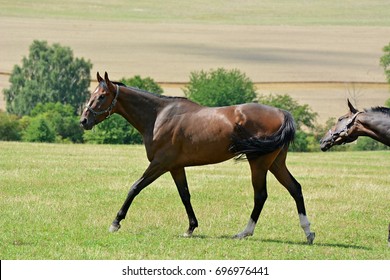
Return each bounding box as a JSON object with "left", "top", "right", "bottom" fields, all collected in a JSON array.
[
  {"left": 1, "top": 0, "right": 390, "bottom": 26},
  {"left": 0, "top": 141, "right": 389, "bottom": 259}
]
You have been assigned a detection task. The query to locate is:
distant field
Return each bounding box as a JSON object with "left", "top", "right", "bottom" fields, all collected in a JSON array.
[
  {"left": 2, "top": 0, "right": 390, "bottom": 26},
  {"left": 0, "top": 142, "right": 389, "bottom": 259},
  {"left": 1, "top": 0, "right": 390, "bottom": 120}
]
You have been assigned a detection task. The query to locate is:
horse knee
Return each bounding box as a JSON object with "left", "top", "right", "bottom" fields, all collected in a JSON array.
[{"left": 254, "top": 189, "right": 268, "bottom": 202}]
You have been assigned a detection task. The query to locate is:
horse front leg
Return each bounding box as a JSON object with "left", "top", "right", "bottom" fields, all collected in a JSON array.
[
  {"left": 170, "top": 168, "right": 198, "bottom": 237},
  {"left": 109, "top": 162, "right": 166, "bottom": 232}
]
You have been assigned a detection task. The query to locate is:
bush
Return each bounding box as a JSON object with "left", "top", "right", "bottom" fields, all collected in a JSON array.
[
  {"left": 22, "top": 116, "right": 56, "bottom": 143},
  {"left": 30, "top": 102, "right": 84, "bottom": 143},
  {"left": 351, "top": 137, "right": 390, "bottom": 151},
  {"left": 183, "top": 68, "right": 256, "bottom": 106},
  {"left": 0, "top": 111, "right": 21, "bottom": 141}
]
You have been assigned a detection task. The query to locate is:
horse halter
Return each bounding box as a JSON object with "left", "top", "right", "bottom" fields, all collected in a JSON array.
[
  {"left": 86, "top": 85, "right": 120, "bottom": 119},
  {"left": 329, "top": 111, "right": 362, "bottom": 140}
]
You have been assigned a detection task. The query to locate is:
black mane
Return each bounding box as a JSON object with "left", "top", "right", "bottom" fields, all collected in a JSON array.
[
  {"left": 114, "top": 81, "right": 188, "bottom": 101},
  {"left": 365, "top": 106, "right": 390, "bottom": 116}
]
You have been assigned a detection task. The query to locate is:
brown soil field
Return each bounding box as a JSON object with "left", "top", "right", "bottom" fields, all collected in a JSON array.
[{"left": 1, "top": 17, "right": 390, "bottom": 123}]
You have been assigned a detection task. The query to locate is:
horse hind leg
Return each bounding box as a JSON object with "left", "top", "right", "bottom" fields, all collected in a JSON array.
[
  {"left": 234, "top": 169, "right": 267, "bottom": 239},
  {"left": 269, "top": 148, "right": 315, "bottom": 244},
  {"left": 234, "top": 152, "right": 279, "bottom": 239}
]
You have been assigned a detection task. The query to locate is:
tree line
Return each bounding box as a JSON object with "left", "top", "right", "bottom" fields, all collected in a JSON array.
[{"left": 1, "top": 40, "right": 390, "bottom": 152}]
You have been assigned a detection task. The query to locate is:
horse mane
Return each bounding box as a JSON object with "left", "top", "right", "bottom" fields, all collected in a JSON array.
[
  {"left": 114, "top": 81, "right": 189, "bottom": 102},
  {"left": 229, "top": 110, "right": 296, "bottom": 160},
  {"left": 365, "top": 106, "right": 390, "bottom": 116}
]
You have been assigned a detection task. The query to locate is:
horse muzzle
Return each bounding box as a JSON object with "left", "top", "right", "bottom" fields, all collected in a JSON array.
[
  {"left": 80, "top": 116, "right": 94, "bottom": 130},
  {"left": 320, "top": 139, "right": 332, "bottom": 151}
]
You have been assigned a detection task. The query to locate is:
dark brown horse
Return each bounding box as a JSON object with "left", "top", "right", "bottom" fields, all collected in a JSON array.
[
  {"left": 320, "top": 99, "right": 390, "bottom": 151},
  {"left": 320, "top": 99, "right": 390, "bottom": 246},
  {"left": 80, "top": 72, "right": 315, "bottom": 244}
]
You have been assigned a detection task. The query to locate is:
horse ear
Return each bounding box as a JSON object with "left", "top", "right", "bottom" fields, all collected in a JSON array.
[
  {"left": 104, "top": 72, "right": 116, "bottom": 93},
  {"left": 97, "top": 72, "right": 103, "bottom": 82},
  {"left": 347, "top": 99, "right": 358, "bottom": 114}
]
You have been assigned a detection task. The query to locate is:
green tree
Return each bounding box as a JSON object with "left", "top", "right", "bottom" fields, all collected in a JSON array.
[
  {"left": 380, "top": 42, "right": 390, "bottom": 106},
  {"left": 183, "top": 68, "right": 256, "bottom": 107},
  {"left": 3, "top": 40, "right": 92, "bottom": 116},
  {"left": 83, "top": 75, "right": 163, "bottom": 144},
  {"left": 380, "top": 42, "right": 390, "bottom": 84}
]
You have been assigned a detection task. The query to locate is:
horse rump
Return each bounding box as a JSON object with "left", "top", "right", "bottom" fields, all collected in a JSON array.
[{"left": 229, "top": 110, "right": 296, "bottom": 160}]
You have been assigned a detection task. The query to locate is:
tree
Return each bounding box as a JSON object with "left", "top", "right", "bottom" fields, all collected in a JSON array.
[
  {"left": 3, "top": 40, "right": 92, "bottom": 116},
  {"left": 83, "top": 75, "right": 163, "bottom": 144},
  {"left": 183, "top": 68, "right": 256, "bottom": 106},
  {"left": 380, "top": 42, "right": 390, "bottom": 106}
]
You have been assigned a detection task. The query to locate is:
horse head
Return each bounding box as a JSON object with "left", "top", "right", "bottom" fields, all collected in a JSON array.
[
  {"left": 320, "top": 99, "right": 362, "bottom": 151},
  {"left": 80, "top": 72, "right": 119, "bottom": 130}
]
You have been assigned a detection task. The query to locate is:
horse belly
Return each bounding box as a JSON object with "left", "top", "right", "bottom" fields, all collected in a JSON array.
[{"left": 176, "top": 116, "right": 234, "bottom": 165}]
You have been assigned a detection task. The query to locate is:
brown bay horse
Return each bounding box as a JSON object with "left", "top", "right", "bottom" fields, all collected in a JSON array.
[{"left": 80, "top": 72, "right": 315, "bottom": 244}]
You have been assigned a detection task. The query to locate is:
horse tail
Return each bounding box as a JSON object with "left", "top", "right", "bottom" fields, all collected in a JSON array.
[{"left": 229, "top": 110, "right": 296, "bottom": 160}]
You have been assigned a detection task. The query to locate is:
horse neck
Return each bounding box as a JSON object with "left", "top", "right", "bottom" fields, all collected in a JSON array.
[
  {"left": 356, "top": 112, "right": 390, "bottom": 146},
  {"left": 115, "top": 87, "right": 162, "bottom": 135}
]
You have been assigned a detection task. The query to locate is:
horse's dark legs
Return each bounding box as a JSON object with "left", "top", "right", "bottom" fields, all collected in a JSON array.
[
  {"left": 235, "top": 168, "right": 268, "bottom": 239},
  {"left": 109, "top": 162, "right": 166, "bottom": 232},
  {"left": 269, "top": 148, "right": 315, "bottom": 244},
  {"left": 234, "top": 152, "right": 280, "bottom": 239},
  {"left": 170, "top": 168, "right": 198, "bottom": 237}
]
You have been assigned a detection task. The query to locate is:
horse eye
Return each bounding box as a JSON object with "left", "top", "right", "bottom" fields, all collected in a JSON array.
[{"left": 98, "top": 95, "right": 105, "bottom": 101}]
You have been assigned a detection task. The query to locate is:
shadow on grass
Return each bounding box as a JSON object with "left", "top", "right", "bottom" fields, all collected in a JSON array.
[
  {"left": 259, "top": 238, "right": 371, "bottom": 250},
  {"left": 182, "top": 234, "right": 370, "bottom": 250}
]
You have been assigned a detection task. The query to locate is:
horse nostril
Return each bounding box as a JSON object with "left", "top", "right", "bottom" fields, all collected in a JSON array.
[{"left": 80, "top": 118, "right": 87, "bottom": 127}]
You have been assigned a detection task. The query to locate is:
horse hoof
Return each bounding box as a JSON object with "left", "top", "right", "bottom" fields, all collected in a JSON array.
[
  {"left": 183, "top": 229, "right": 194, "bottom": 238},
  {"left": 233, "top": 232, "right": 251, "bottom": 239},
  {"left": 109, "top": 223, "right": 121, "bottom": 233},
  {"left": 307, "top": 232, "right": 315, "bottom": 245}
]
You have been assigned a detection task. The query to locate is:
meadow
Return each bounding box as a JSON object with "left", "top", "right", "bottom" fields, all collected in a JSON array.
[
  {"left": 0, "top": 141, "right": 389, "bottom": 260},
  {"left": 2, "top": 0, "right": 390, "bottom": 25}
]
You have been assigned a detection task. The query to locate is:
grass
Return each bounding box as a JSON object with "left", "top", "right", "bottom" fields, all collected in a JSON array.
[
  {"left": 0, "top": 141, "right": 389, "bottom": 260},
  {"left": 1, "top": 0, "right": 390, "bottom": 26}
]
